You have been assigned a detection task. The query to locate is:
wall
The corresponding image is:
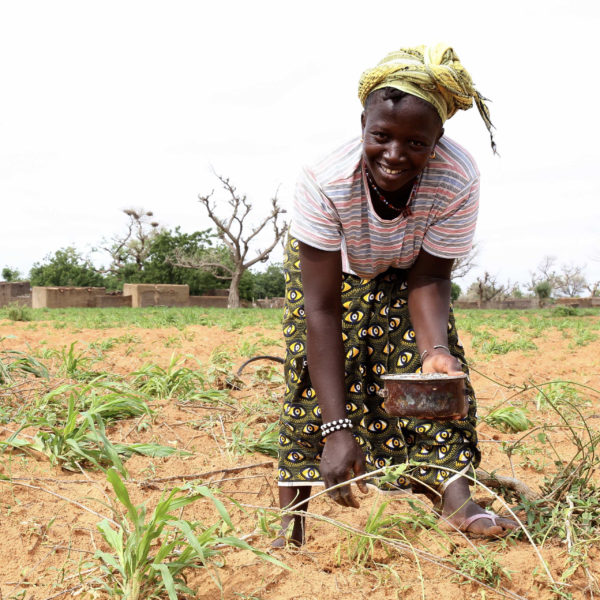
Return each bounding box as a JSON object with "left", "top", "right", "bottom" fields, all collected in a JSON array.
[
  {"left": 123, "top": 284, "right": 189, "bottom": 308},
  {"left": 189, "top": 295, "right": 229, "bottom": 308},
  {"left": 0, "top": 281, "right": 31, "bottom": 307},
  {"left": 32, "top": 287, "right": 107, "bottom": 309}
]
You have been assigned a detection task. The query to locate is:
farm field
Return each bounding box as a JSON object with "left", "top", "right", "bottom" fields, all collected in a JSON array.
[{"left": 1, "top": 305, "right": 600, "bottom": 600}]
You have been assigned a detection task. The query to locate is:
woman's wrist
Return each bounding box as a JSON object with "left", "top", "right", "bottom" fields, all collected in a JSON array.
[{"left": 420, "top": 344, "right": 450, "bottom": 363}]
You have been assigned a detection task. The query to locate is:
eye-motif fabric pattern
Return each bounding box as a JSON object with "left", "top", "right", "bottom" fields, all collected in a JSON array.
[
  {"left": 278, "top": 237, "right": 480, "bottom": 492},
  {"left": 344, "top": 310, "right": 365, "bottom": 324},
  {"left": 286, "top": 451, "right": 305, "bottom": 463},
  {"left": 397, "top": 351, "right": 413, "bottom": 367},
  {"left": 286, "top": 288, "right": 303, "bottom": 302},
  {"left": 346, "top": 347, "right": 360, "bottom": 359},
  {"left": 403, "top": 328, "right": 416, "bottom": 342},
  {"left": 299, "top": 467, "right": 320, "bottom": 481},
  {"left": 384, "top": 436, "right": 405, "bottom": 451},
  {"left": 301, "top": 387, "right": 315, "bottom": 399},
  {"left": 367, "top": 419, "right": 388, "bottom": 433},
  {"left": 367, "top": 325, "right": 384, "bottom": 338},
  {"left": 382, "top": 342, "right": 395, "bottom": 355},
  {"left": 366, "top": 383, "right": 379, "bottom": 395},
  {"left": 371, "top": 362, "right": 386, "bottom": 375},
  {"left": 302, "top": 423, "right": 320, "bottom": 435},
  {"left": 389, "top": 317, "right": 401, "bottom": 331}
]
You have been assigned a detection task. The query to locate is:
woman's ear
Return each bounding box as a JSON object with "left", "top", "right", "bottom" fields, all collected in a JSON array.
[
  {"left": 361, "top": 111, "right": 366, "bottom": 132},
  {"left": 437, "top": 127, "right": 445, "bottom": 143}
]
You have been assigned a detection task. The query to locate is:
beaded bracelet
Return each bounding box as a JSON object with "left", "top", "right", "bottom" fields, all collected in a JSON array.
[
  {"left": 420, "top": 344, "right": 451, "bottom": 363},
  {"left": 321, "top": 418, "right": 353, "bottom": 437}
]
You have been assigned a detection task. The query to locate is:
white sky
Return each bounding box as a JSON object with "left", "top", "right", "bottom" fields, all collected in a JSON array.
[{"left": 1, "top": 0, "right": 599, "bottom": 290}]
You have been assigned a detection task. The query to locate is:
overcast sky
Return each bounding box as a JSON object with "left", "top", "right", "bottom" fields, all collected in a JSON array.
[{"left": 1, "top": 0, "right": 599, "bottom": 289}]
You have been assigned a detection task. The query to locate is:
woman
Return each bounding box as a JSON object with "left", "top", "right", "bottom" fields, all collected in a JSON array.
[{"left": 276, "top": 44, "right": 518, "bottom": 544}]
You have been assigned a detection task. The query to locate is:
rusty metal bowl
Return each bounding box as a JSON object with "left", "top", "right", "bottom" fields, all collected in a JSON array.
[{"left": 379, "top": 373, "right": 468, "bottom": 420}]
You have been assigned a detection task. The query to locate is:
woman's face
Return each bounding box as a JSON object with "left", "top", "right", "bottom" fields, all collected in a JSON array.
[{"left": 361, "top": 94, "right": 443, "bottom": 193}]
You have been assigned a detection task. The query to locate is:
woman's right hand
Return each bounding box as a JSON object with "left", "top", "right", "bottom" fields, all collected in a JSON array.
[{"left": 320, "top": 430, "right": 368, "bottom": 508}]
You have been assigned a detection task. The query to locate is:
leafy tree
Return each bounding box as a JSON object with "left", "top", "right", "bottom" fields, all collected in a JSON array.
[
  {"left": 103, "top": 227, "right": 222, "bottom": 295},
  {"left": 534, "top": 280, "right": 552, "bottom": 306},
  {"left": 30, "top": 247, "right": 106, "bottom": 288},
  {"left": 1, "top": 267, "right": 22, "bottom": 282},
  {"left": 450, "top": 282, "right": 461, "bottom": 302},
  {"left": 250, "top": 263, "right": 285, "bottom": 299}
]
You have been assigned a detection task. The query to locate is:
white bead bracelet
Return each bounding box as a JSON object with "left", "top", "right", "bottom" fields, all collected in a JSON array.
[{"left": 321, "top": 418, "right": 353, "bottom": 437}]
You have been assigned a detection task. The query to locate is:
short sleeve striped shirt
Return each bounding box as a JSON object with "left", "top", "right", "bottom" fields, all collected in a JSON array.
[{"left": 289, "top": 136, "right": 479, "bottom": 279}]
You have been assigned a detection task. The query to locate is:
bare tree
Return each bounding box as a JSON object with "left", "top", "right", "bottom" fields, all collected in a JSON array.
[
  {"left": 451, "top": 242, "right": 479, "bottom": 280},
  {"left": 99, "top": 208, "right": 160, "bottom": 274},
  {"left": 173, "top": 174, "right": 288, "bottom": 308},
  {"left": 554, "top": 263, "right": 587, "bottom": 297},
  {"left": 585, "top": 280, "right": 600, "bottom": 298},
  {"left": 466, "top": 271, "right": 508, "bottom": 304}
]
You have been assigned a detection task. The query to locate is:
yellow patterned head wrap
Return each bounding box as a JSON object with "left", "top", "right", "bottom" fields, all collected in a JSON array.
[{"left": 358, "top": 44, "right": 496, "bottom": 152}]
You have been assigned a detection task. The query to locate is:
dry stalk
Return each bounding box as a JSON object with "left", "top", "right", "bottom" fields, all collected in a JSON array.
[
  {"left": 474, "top": 468, "right": 541, "bottom": 501},
  {"left": 134, "top": 460, "right": 273, "bottom": 487},
  {"left": 0, "top": 479, "right": 117, "bottom": 526}
]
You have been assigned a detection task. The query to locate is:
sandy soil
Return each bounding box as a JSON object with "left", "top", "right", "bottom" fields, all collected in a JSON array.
[{"left": 1, "top": 312, "right": 599, "bottom": 600}]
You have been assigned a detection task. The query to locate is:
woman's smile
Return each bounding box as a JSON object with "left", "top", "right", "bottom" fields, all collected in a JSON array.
[{"left": 378, "top": 163, "right": 407, "bottom": 175}]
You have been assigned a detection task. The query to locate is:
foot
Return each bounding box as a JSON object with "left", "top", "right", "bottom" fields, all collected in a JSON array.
[
  {"left": 271, "top": 514, "right": 305, "bottom": 548},
  {"left": 441, "top": 478, "right": 519, "bottom": 538},
  {"left": 273, "top": 486, "right": 310, "bottom": 547}
]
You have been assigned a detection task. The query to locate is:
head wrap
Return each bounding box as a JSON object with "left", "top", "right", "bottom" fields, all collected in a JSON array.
[{"left": 358, "top": 44, "right": 496, "bottom": 152}]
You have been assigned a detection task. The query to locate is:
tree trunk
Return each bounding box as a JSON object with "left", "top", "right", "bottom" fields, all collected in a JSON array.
[{"left": 228, "top": 268, "right": 243, "bottom": 309}]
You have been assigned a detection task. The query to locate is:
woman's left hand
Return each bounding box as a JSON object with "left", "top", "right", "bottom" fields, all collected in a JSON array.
[{"left": 421, "top": 350, "right": 463, "bottom": 376}]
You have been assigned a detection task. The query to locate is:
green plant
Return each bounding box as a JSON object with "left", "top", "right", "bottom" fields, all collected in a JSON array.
[
  {"left": 535, "top": 382, "right": 587, "bottom": 413},
  {"left": 93, "top": 469, "right": 286, "bottom": 600},
  {"left": 0, "top": 343, "right": 49, "bottom": 384},
  {"left": 485, "top": 405, "right": 533, "bottom": 432},
  {"left": 569, "top": 323, "right": 598, "bottom": 348},
  {"left": 131, "top": 355, "right": 205, "bottom": 399},
  {"left": 471, "top": 331, "right": 537, "bottom": 355},
  {"left": 47, "top": 342, "right": 94, "bottom": 379},
  {"left": 1, "top": 393, "right": 179, "bottom": 473},
  {"left": 449, "top": 546, "right": 511, "bottom": 587},
  {"left": 228, "top": 421, "right": 278, "bottom": 458},
  {"left": 6, "top": 303, "right": 33, "bottom": 322},
  {"left": 552, "top": 306, "right": 579, "bottom": 317}
]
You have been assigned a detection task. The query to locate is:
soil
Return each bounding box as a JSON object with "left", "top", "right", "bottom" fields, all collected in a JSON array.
[{"left": 1, "top": 312, "right": 600, "bottom": 600}]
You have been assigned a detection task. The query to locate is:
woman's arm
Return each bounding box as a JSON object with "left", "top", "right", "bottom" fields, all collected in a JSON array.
[
  {"left": 407, "top": 250, "right": 464, "bottom": 378},
  {"left": 299, "top": 241, "right": 367, "bottom": 507}
]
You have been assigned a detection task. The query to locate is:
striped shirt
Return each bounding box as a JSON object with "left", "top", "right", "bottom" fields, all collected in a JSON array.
[{"left": 290, "top": 136, "right": 479, "bottom": 279}]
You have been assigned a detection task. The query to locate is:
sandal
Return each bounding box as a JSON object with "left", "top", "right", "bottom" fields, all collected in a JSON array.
[{"left": 441, "top": 511, "right": 513, "bottom": 539}]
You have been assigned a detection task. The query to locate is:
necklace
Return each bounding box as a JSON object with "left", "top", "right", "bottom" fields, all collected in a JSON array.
[{"left": 364, "top": 165, "right": 418, "bottom": 218}]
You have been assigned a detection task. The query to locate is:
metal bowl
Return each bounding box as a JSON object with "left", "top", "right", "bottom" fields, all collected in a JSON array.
[{"left": 379, "top": 373, "right": 468, "bottom": 420}]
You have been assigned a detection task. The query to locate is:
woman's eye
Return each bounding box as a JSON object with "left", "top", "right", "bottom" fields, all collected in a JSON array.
[{"left": 371, "top": 132, "right": 387, "bottom": 141}]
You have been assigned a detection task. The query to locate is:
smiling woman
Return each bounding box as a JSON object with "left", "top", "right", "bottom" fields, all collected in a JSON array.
[{"left": 275, "top": 43, "right": 519, "bottom": 546}]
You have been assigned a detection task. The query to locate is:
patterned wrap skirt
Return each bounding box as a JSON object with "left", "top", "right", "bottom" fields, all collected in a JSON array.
[{"left": 278, "top": 237, "right": 481, "bottom": 493}]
